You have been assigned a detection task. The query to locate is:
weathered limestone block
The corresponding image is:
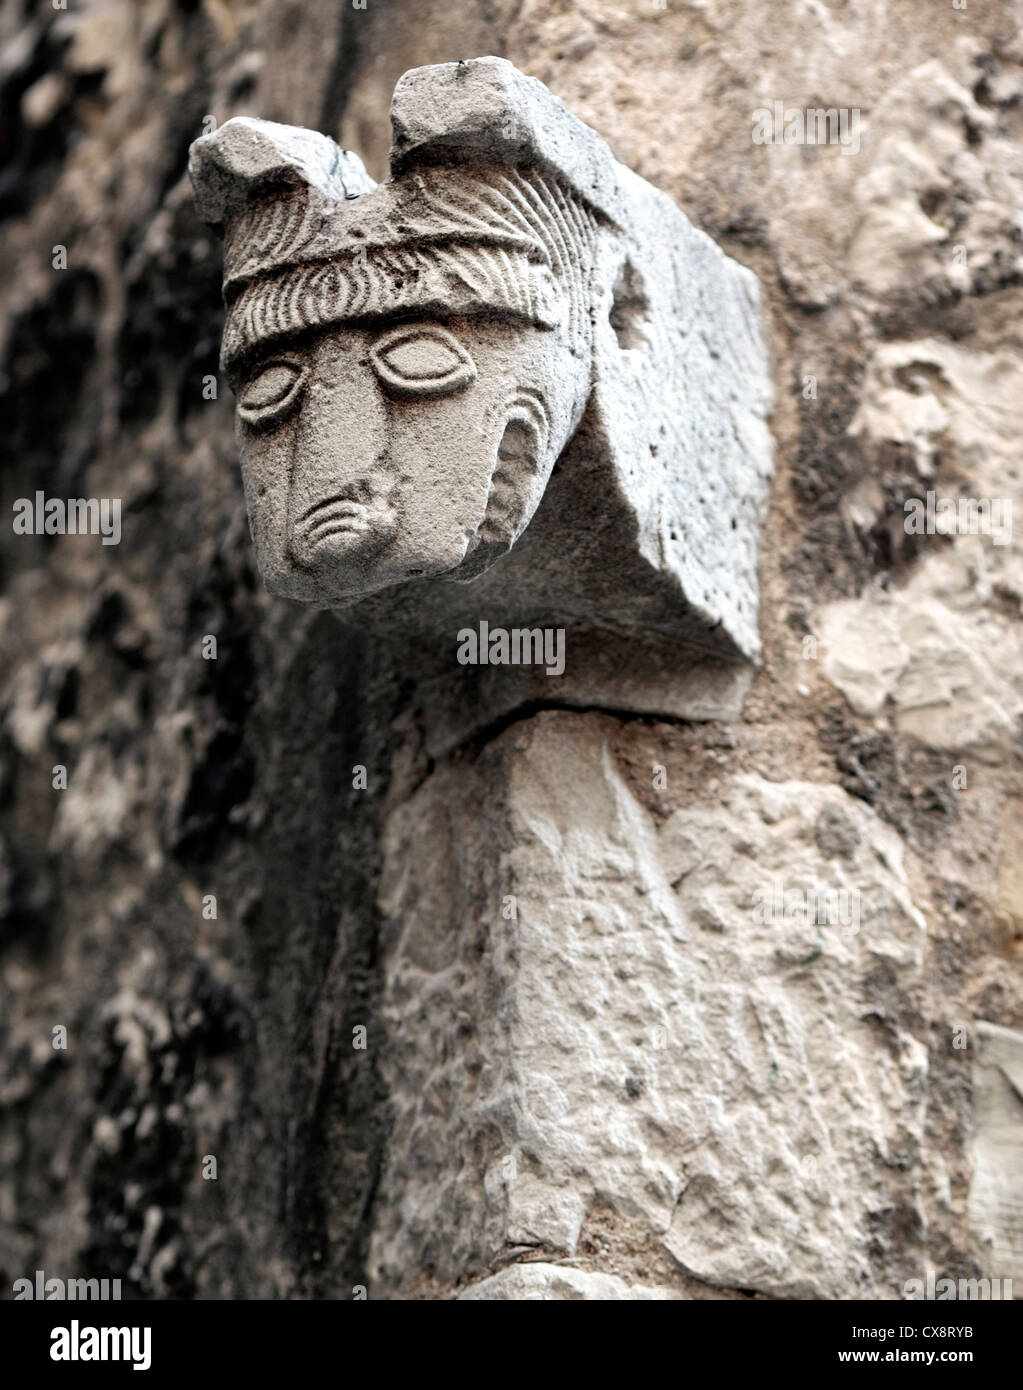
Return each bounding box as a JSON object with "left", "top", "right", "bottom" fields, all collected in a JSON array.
[
  {"left": 818, "top": 562, "right": 1023, "bottom": 762},
  {"left": 846, "top": 61, "right": 1023, "bottom": 301},
  {"left": 816, "top": 336, "right": 1023, "bottom": 761},
  {"left": 189, "top": 57, "right": 772, "bottom": 724},
  {"left": 371, "top": 714, "right": 928, "bottom": 1299},
  {"left": 967, "top": 1021, "right": 1023, "bottom": 1291}
]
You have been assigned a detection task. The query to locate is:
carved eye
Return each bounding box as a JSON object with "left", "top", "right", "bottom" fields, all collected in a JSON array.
[
  {"left": 239, "top": 360, "right": 306, "bottom": 423},
  {"left": 370, "top": 326, "right": 476, "bottom": 399}
]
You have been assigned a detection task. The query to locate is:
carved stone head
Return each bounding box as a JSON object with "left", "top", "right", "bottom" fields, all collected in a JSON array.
[
  {"left": 190, "top": 73, "right": 604, "bottom": 604},
  {"left": 191, "top": 59, "right": 774, "bottom": 726}
]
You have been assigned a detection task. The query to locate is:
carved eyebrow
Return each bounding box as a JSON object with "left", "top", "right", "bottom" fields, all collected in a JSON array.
[
  {"left": 220, "top": 244, "right": 561, "bottom": 375},
  {"left": 221, "top": 302, "right": 526, "bottom": 383},
  {"left": 222, "top": 324, "right": 319, "bottom": 387}
]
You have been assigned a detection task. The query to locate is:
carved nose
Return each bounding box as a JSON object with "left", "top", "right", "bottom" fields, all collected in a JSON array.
[{"left": 287, "top": 349, "right": 392, "bottom": 569}]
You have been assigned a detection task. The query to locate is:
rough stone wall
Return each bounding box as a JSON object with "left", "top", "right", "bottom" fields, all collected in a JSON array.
[{"left": 1, "top": 0, "right": 1021, "bottom": 1300}]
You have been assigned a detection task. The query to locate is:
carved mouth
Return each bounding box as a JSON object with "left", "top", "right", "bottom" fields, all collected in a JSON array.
[
  {"left": 291, "top": 491, "right": 396, "bottom": 569},
  {"left": 299, "top": 495, "right": 380, "bottom": 551},
  {"left": 308, "top": 506, "right": 372, "bottom": 543}
]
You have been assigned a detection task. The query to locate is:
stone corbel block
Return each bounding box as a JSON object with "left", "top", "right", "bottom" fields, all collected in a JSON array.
[{"left": 190, "top": 58, "right": 773, "bottom": 729}]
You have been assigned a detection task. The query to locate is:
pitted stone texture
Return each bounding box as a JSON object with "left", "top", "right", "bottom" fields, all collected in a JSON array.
[
  {"left": 967, "top": 1022, "right": 1023, "bottom": 1291},
  {"left": 846, "top": 61, "right": 1023, "bottom": 301},
  {"left": 369, "top": 714, "right": 927, "bottom": 1299},
  {"left": 457, "top": 1263, "right": 685, "bottom": 1300},
  {"left": 189, "top": 58, "right": 773, "bottom": 721},
  {"left": 818, "top": 559, "right": 1023, "bottom": 761},
  {"left": 817, "top": 337, "right": 1023, "bottom": 761}
]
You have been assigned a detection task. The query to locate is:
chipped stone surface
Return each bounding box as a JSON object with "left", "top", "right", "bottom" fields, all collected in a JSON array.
[
  {"left": 818, "top": 600, "right": 909, "bottom": 720},
  {"left": 967, "top": 1022, "right": 1023, "bottom": 1289},
  {"left": 817, "top": 333, "right": 1023, "bottom": 760},
  {"left": 370, "top": 715, "right": 927, "bottom": 1299},
  {"left": 846, "top": 61, "right": 1023, "bottom": 301},
  {"left": 819, "top": 556, "right": 1023, "bottom": 761}
]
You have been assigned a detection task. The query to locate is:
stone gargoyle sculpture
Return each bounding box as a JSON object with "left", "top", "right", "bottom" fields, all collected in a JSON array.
[{"left": 190, "top": 58, "right": 773, "bottom": 736}]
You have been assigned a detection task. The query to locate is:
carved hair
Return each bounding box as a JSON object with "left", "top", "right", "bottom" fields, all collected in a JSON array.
[{"left": 217, "top": 166, "right": 601, "bottom": 372}]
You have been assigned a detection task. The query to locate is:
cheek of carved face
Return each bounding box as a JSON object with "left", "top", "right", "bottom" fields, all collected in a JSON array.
[{"left": 233, "top": 316, "right": 587, "bottom": 604}]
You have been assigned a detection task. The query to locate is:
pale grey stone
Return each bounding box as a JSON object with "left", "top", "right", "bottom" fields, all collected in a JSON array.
[
  {"left": 369, "top": 714, "right": 928, "bottom": 1299},
  {"left": 819, "top": 335, "right": 1023, "bottom": 759},
  {"left": 818, "top": 554, "right": 1023, "bottom": 761},
  {"left": 818, "top": 599, "right": 908, "bottom": 719},
  {"left": 967, "top": 1021, "right": 1023, "bottom": 1291},
  {"left": 189, "top": 57, "right": 773, "bottom": 723}
]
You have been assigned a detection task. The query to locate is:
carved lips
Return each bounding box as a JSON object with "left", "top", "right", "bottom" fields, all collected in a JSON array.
[{"left": 291, "top": 487, "right": 398, "bottom": 569}]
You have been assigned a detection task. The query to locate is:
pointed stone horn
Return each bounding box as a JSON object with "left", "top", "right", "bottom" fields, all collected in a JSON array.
[{"left": 188, "top": 116, "right": 374, "bottom": 230}]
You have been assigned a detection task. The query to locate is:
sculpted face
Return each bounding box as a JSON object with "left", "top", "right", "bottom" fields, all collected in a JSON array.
[
  {"left": 188, "top": 66, "right": 775, "bottom": 726},
  {"left": 191, "top": 112, "right": 601, "bottom": 607},
  {"left": 228, "top": 310, "right": 588, "bottom": 604}
]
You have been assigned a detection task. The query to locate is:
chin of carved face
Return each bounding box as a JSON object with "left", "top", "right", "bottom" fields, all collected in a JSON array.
[{"left": 233, "top": 316, "right": 587, "bottom": 605}]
